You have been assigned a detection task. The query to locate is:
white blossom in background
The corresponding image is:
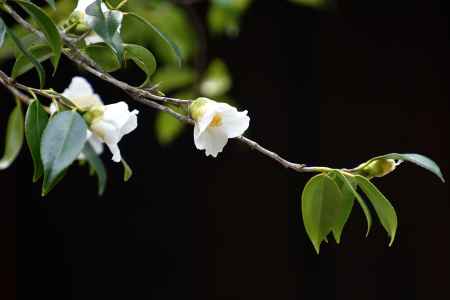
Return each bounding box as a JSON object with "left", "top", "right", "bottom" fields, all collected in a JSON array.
[
  {"left": 73, "top": 0, "right": 123, "bottom": 45},
  {"left": 61, "top": 77, "right": 138, "bottom": 163},
  {"left": 189, "top": 97, "right": 250, "bottom": 157}
]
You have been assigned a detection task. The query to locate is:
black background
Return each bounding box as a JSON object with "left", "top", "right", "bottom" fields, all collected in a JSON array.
[{"left": 1, "top": 1, "right": 449, "bottom": 299}]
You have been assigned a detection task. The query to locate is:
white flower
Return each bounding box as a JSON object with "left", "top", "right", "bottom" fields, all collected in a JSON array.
[
  {"left": 190, "top": 97, "right": 250, "bottom": 157},
  {"left": 90, "top": 102, "right": 138, "bottom": 163},
  {"left": 62, "top": 77, "right": 138, "bottom": 163},
  {"left": 73, "top": 0, "right": 123, "bottom": 45}
]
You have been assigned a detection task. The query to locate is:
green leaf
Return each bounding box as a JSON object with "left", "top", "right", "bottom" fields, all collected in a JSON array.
[
  {"left": 333, "top": 171, "right": 372, "bottom": 237},
  {"left": 328, "top": 171, "right": 355, "bottom": 243},
  {"left": 6, "top": 24, "right": 46, "bottom": 88},
  {"left": 370, "top": 153, "right": 444, "bottom": 183},
  {"left": 354, "top": 175, "right": 398, "bottom": 246},
  {"left": 121, "top": 158, "right": 132, "bottom": 182},
  {"left": 155, "top": 111, "right": 185, "bottom": 145},
  {"left": 0, "top": 102, "right": 24, "bottom": 170},
  {"left": 85, "top": 43, "right": 121, "bottom": 72},
  {"left": 301, "top": 174, "right": 343, "bottom": 254},
  {"left": 25, "top": 99, "right": 49, "bottom": 182},
  {"left": 152, "top": 66, "right": 196, "bottom": 93},
  {"left": 125, "top": 12, "right": 182, "bottom": 67},
  {"left": 200, "top": 58, "right": 232, "bottom": 97},
  {"left": 17, "top": 0, "right": 62, "bottom": 73},
  {"left": 12, "top": 44, "right": 53, "bottom": 79},
  {"left": 86, "top": 0, "right": 124, "bottom": 63},
  {"left": 45, "top": 0, "right": 56, "bottom": 9},
  {"left": 41, "top": 111, "right": 87, "bottom": 195},
  {"left": 124, "top": 43, "right": 157, "bottom": 87},
  {"left": 0, "top": 17, "right": 6, "bottom": 48},
  {"left": 82, "top": 143, "right": 107, "bottom": 196}
]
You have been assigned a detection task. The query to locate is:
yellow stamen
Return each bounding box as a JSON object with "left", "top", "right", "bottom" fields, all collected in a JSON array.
[{"left": 209, "top": 114, "right": 222, "bottom": 127}]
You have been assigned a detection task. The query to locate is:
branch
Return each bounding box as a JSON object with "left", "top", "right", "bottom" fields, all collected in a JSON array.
[{"left": 2, "top": 4, "right": 333, "bottom": 174}]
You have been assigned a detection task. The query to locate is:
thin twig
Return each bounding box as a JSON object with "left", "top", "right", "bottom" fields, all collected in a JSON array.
[{"left": 2, "top": 4, "right": 332, "bottom": 174}]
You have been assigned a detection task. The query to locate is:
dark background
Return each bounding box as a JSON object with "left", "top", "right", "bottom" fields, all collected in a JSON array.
[{"left": 1, "top": 1, "right": 449, "bottom": 299}]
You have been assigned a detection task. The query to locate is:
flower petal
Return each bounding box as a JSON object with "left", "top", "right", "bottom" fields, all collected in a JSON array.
[
  {"left": 62, "top": 77, "right": 103, "bottom": 108},
  {"left": 106, "top": 143, "right": 121, "bottom": 163},
  {"left": 90, "top": 119, "right": 120, "bottom": 145},
  {"left": 195, "top": 127, "right": 228, "bottom": 157},
  {"left": 220, "top": 109, "right": 250, "bottom": 138},
  {"left": 120, "top": 109, "right": 139, "bottom": 136},
  {"left": 102, "top": 102, "right": 133, "bottom": 129}
]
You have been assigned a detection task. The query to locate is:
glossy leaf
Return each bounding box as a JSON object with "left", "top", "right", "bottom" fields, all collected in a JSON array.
[
  {"left": 82, "top": 142, "right": 107, "bottom": 196},
  {"left": 86, "top": 0, "right": 124, "bottom": 63},
  {"left": 329, "top": 171, "right": 355, "bottom": 243},
  {"left": 25, "top": 99, "right": 49, "bottom": 182},
  {"left": 6, "top": 24, "right": 46, "bottom": 88},
  {"left": 121, "top": 158, "right": 132, "bottom": 182},
  {"left": 301, "top": 174, "right": 343, "bottom": 254},
  {"left": 12, "top": 44, "right": 53, "bottom": 79},
  {"left": 126, "top": 12, "right": 182, "bottom": 67},
  {"left": 124, "top": 44, "right": 157, "bottom": 87},
  {"left": 0, "top": 102, "right": 24, "bottom": 170},
  {"left": 17, "top": 0, "right": 62, "bottom": 73},
  {"left": 355, "top": 175, "right": 398, "bottom": 246},
  {"left": 41, "top": 111, "right": 87, "bottom": 195},
  {"left": 371, "top": 153, "right": 444, "bottom": 182},
  {"left": 85, "top": 43, "right": 121, "bottom": 72},
  {"left": 334, "top": 171, "right": 372, "bottom": 237}
]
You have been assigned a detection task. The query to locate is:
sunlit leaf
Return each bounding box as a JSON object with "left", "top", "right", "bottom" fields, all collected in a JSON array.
[
  {"left": 0, "top": 102, "right": 24, "bottom": 170},
  {"left": 85, "top": 43, "right": 121, "bottom": 72},
  {"left": 17, "top": 0, "right": 62, "bottom": 73},
  {"left": 124, "top": 43, "right": 157, "bottom": 87},
  {"left": 12, "top": 44, "right": 53, "bottom": 79},
  {"left": 41, "top": 111, "right": 87, "bottom": 195},
  {"left": 5, "top": 23, "right": 46, "bottom": 88},
  {"left": 355, "top": 175, "right": 398, "bottom": 246},
  {"left": 125, "top": 12, "right": 182, "bottom": 67},
  {"left": 82, "top": 142, "right": 107, "bottom": 196},
  {"left": 301, "top": 174, "right": 343, "bottom": 254},
  {"left": 25, "top": 99, "right": 49, "bottom": 182},
  {"left": 328, "top": 171, "right": 355, "bottom": 243},
  {"left": 333, "top": 171, "right": 372, "bottom": 237}
]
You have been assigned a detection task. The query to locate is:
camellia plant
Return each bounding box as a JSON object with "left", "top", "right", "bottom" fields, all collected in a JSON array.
[{"left": 0, "top": 0, "right": 445, "bottom": 254}]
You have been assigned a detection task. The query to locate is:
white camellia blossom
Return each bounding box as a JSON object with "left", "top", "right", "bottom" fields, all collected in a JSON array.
[
  {"left": 61, "top": 77, "right": 139, "bottom": 163},
  {"left": 73, "top": 0, "right": 123, "bottom": 45},
  {"left": 190, "top": 97, "right": 250, "bottom": 157}
]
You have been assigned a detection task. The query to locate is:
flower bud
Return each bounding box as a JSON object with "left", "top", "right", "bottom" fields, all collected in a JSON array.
[
  {"left": 189, "top": 97, "right": 212, "bottom": 121},
  {"left": 360, "top": 158, "right": 397, "bottom": 178}
]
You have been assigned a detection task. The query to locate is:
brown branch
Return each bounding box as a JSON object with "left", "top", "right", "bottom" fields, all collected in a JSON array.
[{"left": 2, "top": 4, "right": 331, "bottom": 174}]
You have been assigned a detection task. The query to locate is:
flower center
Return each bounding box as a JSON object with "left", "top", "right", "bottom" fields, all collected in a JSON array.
[{"left": 209, "top": 114, "right": 222, "bottom": 127}]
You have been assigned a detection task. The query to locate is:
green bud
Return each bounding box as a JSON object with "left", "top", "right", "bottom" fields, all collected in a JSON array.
[
  {"left": 68, "top": 11, "right": 85, "bottom": 25},
  {"left": 189, "top": 97, "right": 214, "bottom": 121},
  {"left": 359, "top": 158, "right": 397, "bottom": 178},
  {"left": 83, "top": 105, "right": 104, "bottom": 125}
]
